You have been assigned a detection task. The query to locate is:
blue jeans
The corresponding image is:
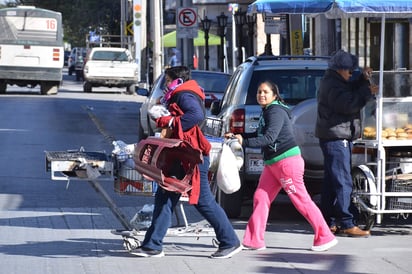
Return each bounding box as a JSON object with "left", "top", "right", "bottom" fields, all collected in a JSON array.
[
  {"left": 142, "top": 156, "right": 240, "bottom": 251},
  {"left": 319, "top": 139, "right": 358, "bottom": 229}
]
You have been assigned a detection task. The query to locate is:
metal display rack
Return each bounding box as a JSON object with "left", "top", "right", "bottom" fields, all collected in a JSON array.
[{"left": 352, "top": 71, "right": 412, "bottom": 228}]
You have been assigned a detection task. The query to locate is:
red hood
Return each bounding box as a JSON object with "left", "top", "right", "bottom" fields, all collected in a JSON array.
[{"left": 171, "top": 80, "right": 205, "bottom": 100}]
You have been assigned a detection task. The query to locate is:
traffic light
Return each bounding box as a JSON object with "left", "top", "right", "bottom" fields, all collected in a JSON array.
[{"left": 134, "top": 3, "right": 141, "bottom": 26}]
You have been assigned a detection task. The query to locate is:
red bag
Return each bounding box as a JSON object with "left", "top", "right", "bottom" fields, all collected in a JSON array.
[{"left": 133, "top": 137, "right": 203, "bottom": 195}]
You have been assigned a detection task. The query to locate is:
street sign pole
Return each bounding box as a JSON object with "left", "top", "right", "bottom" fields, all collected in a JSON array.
[{"left": 178, "top": 0, "right": 195, "bottom": 68}]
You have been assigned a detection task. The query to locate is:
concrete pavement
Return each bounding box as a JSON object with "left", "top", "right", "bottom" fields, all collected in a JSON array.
[{"left": 0, "top": 204, "right": 411, "bottom": 274}]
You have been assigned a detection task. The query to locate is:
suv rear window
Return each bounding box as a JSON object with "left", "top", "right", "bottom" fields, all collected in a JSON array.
[
  {"left": 91, "top": 51, "right": 128, "bottom": 61},
  {"left": 247, "top": 69, "right": 325, "bottom": 105}
]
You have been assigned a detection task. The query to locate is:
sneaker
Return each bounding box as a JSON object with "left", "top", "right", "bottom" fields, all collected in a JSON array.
[
  {"left": 130, "top": 247, "right": 165, "bottom": 257},
  {"left": 210, "top": 244, "right": 242, "bottom": 259},
  {"left": 311, "top": 238, "right": 338, "bottom": 252},
  {"left": 242, "top": 244, "right": 266, "bottom": 251}
]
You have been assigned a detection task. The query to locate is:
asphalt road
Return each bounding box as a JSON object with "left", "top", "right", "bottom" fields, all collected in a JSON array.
[{"left": 0, "top": 71, "right": 411, "bottom": 274}]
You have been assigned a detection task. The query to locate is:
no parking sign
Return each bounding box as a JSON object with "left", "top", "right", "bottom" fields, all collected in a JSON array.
[{"left": 177, "top": 7, "right": 198, "bottom": 39}]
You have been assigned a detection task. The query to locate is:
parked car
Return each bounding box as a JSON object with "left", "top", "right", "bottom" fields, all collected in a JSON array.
[
  {"left": 138, "top": 70, "right": 231, "bottom": 139},
  {"left": 68, "top": 47, "right": 88, "bottom": 81},
  {"left": 83, "top": 47, "right": 138, "bottom": 93},
  {"left": 204, "top": 55, "right": 329, "bottom": 218}
]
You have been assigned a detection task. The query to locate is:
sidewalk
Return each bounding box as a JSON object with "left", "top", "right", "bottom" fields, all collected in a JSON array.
[{"left": 0, "top": 205, "right": 411, "bottom": 274}]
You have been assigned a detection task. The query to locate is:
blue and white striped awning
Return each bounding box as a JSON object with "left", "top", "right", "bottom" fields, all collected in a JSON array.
[{"left": 248, "top": 0, "right": 412, "bottom": 18}]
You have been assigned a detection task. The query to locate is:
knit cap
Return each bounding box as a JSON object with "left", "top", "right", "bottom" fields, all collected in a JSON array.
[{"left": 328, "top": 49, "right": 358, "bottom": 71}]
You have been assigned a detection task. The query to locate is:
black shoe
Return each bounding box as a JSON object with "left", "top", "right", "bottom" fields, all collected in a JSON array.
[
  {"left": 130, "top": 247, "right": 165, "bottom": 257},
  {"left": 330, "top": 225, "right": 339, "bottom": 234},
  {"left": 210, "top": 244, "right": 242, "bottom": 259}
]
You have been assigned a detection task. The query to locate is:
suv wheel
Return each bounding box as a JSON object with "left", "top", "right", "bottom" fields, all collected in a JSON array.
[
  {"left": 75, "top": 71, "right": 83, "bottom": 81},
  {"left": 83, "top": 82, "right": 92, "bottom": 93},
  {"left": 0, "top": 81, "right": 6, "bottom": 93}
]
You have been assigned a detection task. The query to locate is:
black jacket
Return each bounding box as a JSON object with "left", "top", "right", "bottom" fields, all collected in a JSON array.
[
  {"left": 315, "top": 69, "right": 374, "bottom": 141},
  {"left": 243, "top": 102, "right": 297, "bottom": 161}
]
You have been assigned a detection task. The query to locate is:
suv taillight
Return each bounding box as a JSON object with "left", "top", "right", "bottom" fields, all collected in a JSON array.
[{"left": 230, "top": 109, "right": 245, "bottom": 134}]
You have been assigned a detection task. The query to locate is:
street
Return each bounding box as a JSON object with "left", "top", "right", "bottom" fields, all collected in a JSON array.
[{"left": 0, "top": 72, "right": 411, "bottom": 274}]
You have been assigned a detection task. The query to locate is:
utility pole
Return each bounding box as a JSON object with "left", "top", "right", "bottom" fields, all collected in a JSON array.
[
  {"left": 152, "top": 0, "right": 163, "bottom": 81},
  {"left": 121, "top": 0, "right": 124, "bottom": 48}
]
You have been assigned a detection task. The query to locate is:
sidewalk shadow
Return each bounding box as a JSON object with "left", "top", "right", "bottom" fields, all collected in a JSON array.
[
  {"left": 252, "top": 252, "right": 366, "bottom": 274},
  {"left": 0, "top": 238, "right": 126, "bottom": 258}
]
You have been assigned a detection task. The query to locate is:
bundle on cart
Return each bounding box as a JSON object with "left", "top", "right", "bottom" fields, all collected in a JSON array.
[
  {"left": 113, "top": 158, "right": 158, "bottom": 196},
  {"left": 111, "top": 140, "right": 157, "bottom": 196},
  {"left": 133, "top": 137, "right": 203, "bottom": 195}
]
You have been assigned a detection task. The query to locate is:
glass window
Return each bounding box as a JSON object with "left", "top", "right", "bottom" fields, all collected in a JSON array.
[
  {"left": 92, "top": 51, "right": 128, "bottom": 61},
  {"left": 221, "top": 68, "right": 243, "bottom": 107},
  {"left": 246, "top": 69, "right": 325, "bottom": 105},
  {"left": 192, "top": 73, "right": 230, "bottom": 93},
  {"left": 372, "top": 71, "right": 412, "bottom": 97}
]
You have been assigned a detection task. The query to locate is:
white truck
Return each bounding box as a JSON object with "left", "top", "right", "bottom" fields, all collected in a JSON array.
[{"left": 83, "top": 47, "right": 138, "bottom": 93}]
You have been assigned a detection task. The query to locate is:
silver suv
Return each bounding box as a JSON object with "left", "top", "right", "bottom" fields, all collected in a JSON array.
[{"left": 205, "top": 55, "right": 329, "bottom": 218}]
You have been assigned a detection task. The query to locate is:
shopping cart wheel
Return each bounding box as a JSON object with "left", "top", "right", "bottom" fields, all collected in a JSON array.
[
  {"left": 123, "top": 236, "right": 141, "bottom": 251},
  {"left": 351, "top": 165, "right": 377, "bottom": 230}
]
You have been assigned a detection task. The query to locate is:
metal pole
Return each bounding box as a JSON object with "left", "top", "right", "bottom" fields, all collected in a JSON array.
[
  {"left": 375, "top": 14, "right": 386, "bottom": 224},
  {"left": 219, "top": 34, "right": 225, "bottom": 72},
  {"left": 265, "top": 33, "right": 272, "bottom": 55},
  {"left": 237, "top": 25, "right": 243, "bottom": 65},
  {"left": 152, "top": 0, "right": 162, "bottom": 80},
  {"left": 88, "top": 180, "right": 133, "bottom": 231},
  {"left": 232, "top": 13, "right": 236, "bottom": 72},
  {"left": 180, "top": 0, "right": 194, "bottom": 68},
  {"left": 204, "top": 29, "right": 209, "bottom": 70},
  {"left": 120, "top": 0, "right": 125, "bottom": 48}
]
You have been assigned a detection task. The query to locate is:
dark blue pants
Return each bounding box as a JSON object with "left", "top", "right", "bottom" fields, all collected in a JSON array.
[
  {"left": 319, "top": 139, "right": 357, "bottom": 229},
  {"left": 142, "top": 156, "right": 240, "bottom": 251}
]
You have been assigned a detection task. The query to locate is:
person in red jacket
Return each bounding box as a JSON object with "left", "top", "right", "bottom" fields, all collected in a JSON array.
[{"left": 131, "top": 66, "right": 241, "bottom": 259}]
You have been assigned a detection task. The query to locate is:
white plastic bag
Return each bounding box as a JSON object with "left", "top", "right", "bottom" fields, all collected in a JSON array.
[
  {"left": 225, "top": 139, "right": 244, "bottom": 170},
  {"left": 130, "top": 204, "right": 154, "bottom": 230},
  {"left": 112, "top": 140, "right": 135, "bottom": 162},
  {"left": 216, "top": 143, "right": 241, "bottom": 194},
  {"left": 148, "top": 104, "right": 170, "bottom": 120}
]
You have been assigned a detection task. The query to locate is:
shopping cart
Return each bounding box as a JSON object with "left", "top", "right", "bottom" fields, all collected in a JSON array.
[
  {"left": 44, "top": 148, "right": 133, "bottom": 230},
  {"left": 111, "top": 150, "right": 215, "bottom": 251},
  {"left": 45, "top": 144, "right": 217, "bottom": 252}
]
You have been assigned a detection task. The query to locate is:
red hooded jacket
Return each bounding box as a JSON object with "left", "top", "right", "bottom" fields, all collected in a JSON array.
[{"left": 156, "top": 80, "right": 211, "bottom": 204}]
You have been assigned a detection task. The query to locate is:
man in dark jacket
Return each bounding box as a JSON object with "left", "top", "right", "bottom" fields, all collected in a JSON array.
[{"left": 315, "top": 50, "right": 378, "bottom": 237}]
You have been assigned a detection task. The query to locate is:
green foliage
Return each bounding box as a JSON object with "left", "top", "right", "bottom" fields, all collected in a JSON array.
[{"left": 15, "top": 0, "right": 121, "bottom": 47}]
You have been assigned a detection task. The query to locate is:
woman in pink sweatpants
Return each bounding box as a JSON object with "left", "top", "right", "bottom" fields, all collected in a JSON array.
[{"left": 228, "top": 80, "right": 337, "bottom": 252}]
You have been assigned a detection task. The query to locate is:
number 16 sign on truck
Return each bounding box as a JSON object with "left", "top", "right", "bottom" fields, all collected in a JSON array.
[{"left": 0, "top": 6, "right": 64, "bottom": 95}]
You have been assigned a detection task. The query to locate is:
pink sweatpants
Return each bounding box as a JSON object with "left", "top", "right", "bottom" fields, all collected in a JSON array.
[{"left": 242, "top": 155, "right": 335, "bottom": 248}]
